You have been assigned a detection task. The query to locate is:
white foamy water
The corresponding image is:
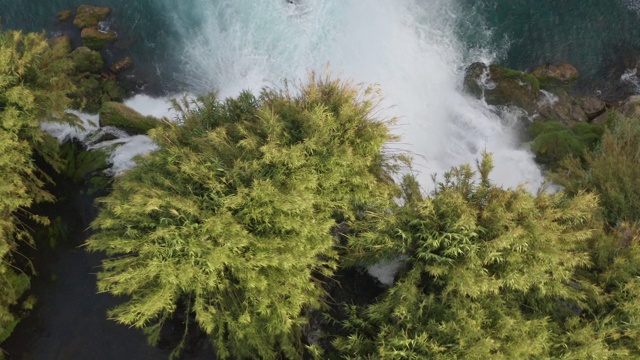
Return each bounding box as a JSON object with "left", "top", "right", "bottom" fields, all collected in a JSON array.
[
  {"left": 41, "top": 95, "right": 178, "bottom": 175},
  {"left": 164, "top": 0, "right": 543, "bottom": 192}
]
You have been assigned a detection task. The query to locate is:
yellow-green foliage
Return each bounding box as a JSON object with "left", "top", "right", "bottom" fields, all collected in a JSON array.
[
  {"left": 552, "top": 115, "right": 640, "bottom": 224},
  {"left": 336, "top": 154, "right": 622, "bottom": 359},
  {"left": 86, "top": 76, "right": 400, "bottom": 359},
  {"left": 0, "top": 30, "right": 75, "bottom": 347}
]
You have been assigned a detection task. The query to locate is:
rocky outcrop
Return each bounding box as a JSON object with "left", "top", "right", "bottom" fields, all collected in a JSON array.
[
  {"left": 99, "top": 102, "right": 164, "bottom": 135},
  {"left": 81, "top": 27, "right": 117, "bottom": 50},
  {"left": 532, "top": 63, "right": 579, "bottom": 90},
  {"left": 464, "top": 62, "right": 607, "bottom": 126},
  {"left": 73, "top": 5, "right": 110, "bottom": 29},
  {"left": 464, "top": 62, "right": 540, "bottom": 112}
]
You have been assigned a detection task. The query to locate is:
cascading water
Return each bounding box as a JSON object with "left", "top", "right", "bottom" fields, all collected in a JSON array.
[{"left": 161, "top": 0, "right": 544, "bottom": 191}]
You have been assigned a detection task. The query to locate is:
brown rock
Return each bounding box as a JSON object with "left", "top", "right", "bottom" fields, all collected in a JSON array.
[
  {"left": 81, "top": 26, "right": 117, "bottom": 50},
  {"left": 73, "top": 4, "right": 110, "bottom": 29},
  {"left": 577, "top": 96, "right": 606, "bottom": 120},
  {"left": 536, "top": 91, "right": 588, "bottom": 126},
  {"left": 109, "top": 56, "right": 133, "bottom": 74},
  {"left": 619, "top": 95, "right": 640, "bottom": 118},
  {"left": 532, "top": 63, "right": 579, "bottom": 89}
]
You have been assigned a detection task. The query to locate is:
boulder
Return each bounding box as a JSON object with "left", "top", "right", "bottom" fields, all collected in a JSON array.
[
  {"left": 536, "top": 91, "right": 588, "bottom": 126},
  {"left": 619, "top": 95, "right": 640, "bottom": 118},
  {"left": 577, "top": 96, "right": 606, "bottom": 120},
  {"left": 464, "top": 62, "right": 540, "bottom": 112},
  {"left": 99, "top": 102, "right": 164, "bottom": 135},
  {"left": 73, "top": 4, "right": 110, "bottom": 29},
  {"left": 70, "top": 46, "right": 104, "bottom": 73},
  {"left": 81, "top": 26, "right": 117, "bottom": 50},
  {"left": 109, "top": 56, "right": 133, "bottom": 74},
  {"left": 57, "top": 9, "right": 72, "bottom": 22},
  {"left": 532, "top": 63, "right": 579, "bottom": 90}
]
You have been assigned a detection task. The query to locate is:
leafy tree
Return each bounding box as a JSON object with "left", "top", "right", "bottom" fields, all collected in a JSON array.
[
  {"left": 0, "top": 31, "right": 75, "bottom": 349},
  {"left": 335, "top": 154, "right": 619, "bottom": 359},
  {"left": 86, "top": 77, "right": 400, "bottom": 359}
]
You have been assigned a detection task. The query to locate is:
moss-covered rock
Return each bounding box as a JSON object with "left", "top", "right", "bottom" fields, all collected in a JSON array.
[
  {"left": 81, "top": 27, "right": 117, "bottom": 50},
  {"left": 528, "top": 120, "right": 603, "bottom": 168},
  {"left": 532, "top": 63, "right": 579, "bottom": 90},
  {"left": 70, "top": 73, "right": 103, "bottom": 113},
  {"left": 59, "top": 140, "right": 110, "bottom": 185},
  {"left": 464, "top": 62, "right": 540, "bottom": 112},
  {"left": 73, "top": 4, "right": 110, "bottom": 29},
  {"left": 101, "top": 80, "right": 127, "bottom": 102},
  {"left": 70, "top": 46, "right": 104, "bottom": 73},
  {"left": 99, "top": 102, "right": 164, "bottom": 135}
]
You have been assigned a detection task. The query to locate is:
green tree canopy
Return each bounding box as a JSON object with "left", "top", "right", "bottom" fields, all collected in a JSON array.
[
  {"left": 0, "top": 30, "right": 75, "bottom": 347},
  {"left": 86, "top": 77, "right": 400, "bottom": 359},
  {"left": 335, "top": 154, "right": 629, "bottom": 359}
]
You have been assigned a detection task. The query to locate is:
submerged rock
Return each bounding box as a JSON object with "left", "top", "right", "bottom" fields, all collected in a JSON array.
[
  {"left": 81, "top": 26, "right": 117, "bottom": 50},
  {"left": 57, "top": 9, "right": 72, "bottom": 22},
  {"left": 99, "top": 102, "right": 164, "bottom": 135},
  {"left": 73, "top": 4, "right": 110, "bottom": 29},
  {"left": 109, "top": 56, "right": 133, "bottom": 74}
]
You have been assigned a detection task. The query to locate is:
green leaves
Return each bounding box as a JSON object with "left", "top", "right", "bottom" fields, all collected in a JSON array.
[
  {"left": 337, "top": 153, "right": 603, "bottom": 359},
  {"left": 87, "top": 76, "right": 399, "bottom": 358},
  {"left": 0, "top": 30, "right": 75, "bottom": 350}
]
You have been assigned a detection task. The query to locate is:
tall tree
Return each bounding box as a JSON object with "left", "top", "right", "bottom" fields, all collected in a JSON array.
[
  {"left": 0, "top": 31, "right": 75, "bottom": 348},
  {"left": 86, "top": 77, "right": 400, "bottom": 359}
]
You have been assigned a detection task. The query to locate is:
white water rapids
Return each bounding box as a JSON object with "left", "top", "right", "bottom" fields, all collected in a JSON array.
[
  {"left": 46, "top": 0, "right": 543, "bottom": 191},
  {"left": 165, "top": 0, "right": 543, "bottom": 191}
]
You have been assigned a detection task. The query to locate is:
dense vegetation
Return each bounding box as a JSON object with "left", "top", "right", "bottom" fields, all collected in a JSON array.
[
  {"left": 0, "top": 31, "right": 75, "bottom": 348},
  {"left": 86, "top": 78, "right": 400, "bottom": 358},
  {"left": 2, "top": 28, "right": 640, "bottom": 360}
]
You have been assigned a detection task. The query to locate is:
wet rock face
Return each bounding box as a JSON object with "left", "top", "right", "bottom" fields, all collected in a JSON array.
[
  {"left": 464, "top": 62, "right": 540, "bottom": 112},
  {"left": 73, "top": 5, "right": 110, "bottom": 29}
]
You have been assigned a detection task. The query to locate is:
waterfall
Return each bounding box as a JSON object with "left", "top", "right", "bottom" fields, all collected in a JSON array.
[{"left": 162, "top": 0, "right": 543, "bottom": 191}]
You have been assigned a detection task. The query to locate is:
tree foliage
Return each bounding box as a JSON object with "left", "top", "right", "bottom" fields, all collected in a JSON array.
[
  {"left": 86, "top": 77, "right": 399, "bottom": 359},
  {"left": 334, "top": 154, "right": 629, "bottom": 359},
  {"left": 0, "top": 31, "right": 75, "bottom": 348},
  {"left": 552, "top": 114, "right": 640, "bottom": 225}
]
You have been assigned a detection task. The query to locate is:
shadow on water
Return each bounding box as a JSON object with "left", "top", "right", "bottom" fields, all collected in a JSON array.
[{"left": 2, "top": 144, "right": 215, "bottom": 360}]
